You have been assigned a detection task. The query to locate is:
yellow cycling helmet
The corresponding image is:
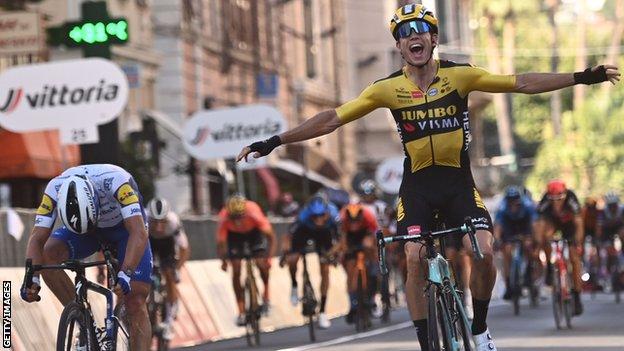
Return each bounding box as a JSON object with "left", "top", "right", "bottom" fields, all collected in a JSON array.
[
  {"left": 226, "top": 194, "right": 247, "bottom": 217},
  {"left": 390, "top": 4, "right": 438, "bottom": 40}
]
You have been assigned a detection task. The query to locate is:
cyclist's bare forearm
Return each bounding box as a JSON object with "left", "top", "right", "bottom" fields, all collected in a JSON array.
[
  {"left": 122, "top": 216, "right": 149, "bottom": 272},
  {"left": 514, "top": 72, "right": 575, "bottom": 94},
  {"left": 25, "top": 226, "right": 52, "bottom": 267},
  {"left": 279, "top": 110, "right": 342, "bottom": 144}
]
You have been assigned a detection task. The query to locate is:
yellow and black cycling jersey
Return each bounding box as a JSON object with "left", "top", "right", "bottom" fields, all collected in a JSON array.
[{"left": 336, "top": 60, "right": 516, "bottom": 178}]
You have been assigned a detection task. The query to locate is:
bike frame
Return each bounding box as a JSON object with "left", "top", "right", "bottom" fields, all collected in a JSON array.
[
  {"left": 377, "top": 218, "right": 482, "bottom": 351},
  {"left": 26, "top": 249, "right": 127, "bottom": 350},
  {"left": 551, "top": 238, "right": 571, "bottom": 300}
]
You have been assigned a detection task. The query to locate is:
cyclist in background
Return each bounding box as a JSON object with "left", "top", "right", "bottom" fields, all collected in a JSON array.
[
  {"left": 581, "top": 197, "right": 601, "bottom": 290},
  {"left": 535, "top": 180, "right": 584, "bottom": 315},
  {"left": 339, "top": 203, "right": 379, "bottom": 323},
  {"left": 596, "top": 192, "right": 624, "bottom": 285},
  {"left": 283, "top": 194, "right": 340, "bottom": 329},
  {"left": 493, "top": 186, "right": 537, "bottom": 300},
  {"left": 147, "top": 197, "right": 190, "bottom": 339},
  {"left": 217, "top": 194, "right": 276, "bottom": 326}
]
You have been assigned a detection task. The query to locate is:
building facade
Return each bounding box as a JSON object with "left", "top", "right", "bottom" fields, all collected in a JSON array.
[{"left": 152, "top": 0, "right": 356, "bottom": 213}]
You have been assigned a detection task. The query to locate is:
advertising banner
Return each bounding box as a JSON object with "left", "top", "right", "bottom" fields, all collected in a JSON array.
[
  {"left": 0, "top": 58, "right": 129, "bottom": 144},
  {"left": 183, "top": 105, "right": 287, "bottom": 160}
]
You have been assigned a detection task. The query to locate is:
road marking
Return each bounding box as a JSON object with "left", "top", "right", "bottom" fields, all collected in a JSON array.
[
  {"left": 277, "top": 301, "right": 508, "bottom": 351},
  {"left": 276, "top": 321, "right": 413, "bottom": 351}
]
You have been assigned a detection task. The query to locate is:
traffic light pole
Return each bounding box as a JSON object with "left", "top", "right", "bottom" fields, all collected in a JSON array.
[{"left": 77, "top": 1, "right": 120, "bottom": 165}]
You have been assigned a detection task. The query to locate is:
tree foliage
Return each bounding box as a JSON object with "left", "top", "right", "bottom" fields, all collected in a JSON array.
[{"left": 471, "top": 0, "right": 623, "bottom": 198}]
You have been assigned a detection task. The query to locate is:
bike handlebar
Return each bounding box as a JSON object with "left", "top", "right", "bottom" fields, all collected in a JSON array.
[{"left": 376, "top": 217, "right": 483, "bottom": 275}]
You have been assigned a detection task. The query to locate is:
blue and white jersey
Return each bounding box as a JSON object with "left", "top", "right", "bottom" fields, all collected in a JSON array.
[{"left": 35, "top": 164, "right": 144, "bottom": 229}]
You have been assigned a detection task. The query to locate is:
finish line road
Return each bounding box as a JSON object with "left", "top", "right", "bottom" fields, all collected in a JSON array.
[{"left": 176, "top": 294, "right": 624, "bottom": 351}]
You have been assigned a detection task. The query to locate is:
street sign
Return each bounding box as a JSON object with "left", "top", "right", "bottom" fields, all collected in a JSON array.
[
  {"left": 183, "top": 105, "right": 287, "bottom": 160},
  {"left": 0, "top": 12, "right": 43, "bottom": 55},
  {"left": 256, "top": 73, "right": 278, "bottom": 98},
  {"left": 0, "top": 58, "right": 129, "bottom": 145},
  {"left": 375, "top": 156, "right": 404, "bottom": 194}
]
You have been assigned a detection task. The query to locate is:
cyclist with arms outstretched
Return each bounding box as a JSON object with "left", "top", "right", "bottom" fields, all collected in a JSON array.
[
  {"left": 238, "top": 4, "right": 619, "bottom": 349},
  {"left": 20, "top": 164, "right": 153, "bottom": 350}
]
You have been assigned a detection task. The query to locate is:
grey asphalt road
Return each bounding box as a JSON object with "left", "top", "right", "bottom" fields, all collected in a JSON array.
[{"left": 176, "top": 293, "right": 624, "bottom": 351}]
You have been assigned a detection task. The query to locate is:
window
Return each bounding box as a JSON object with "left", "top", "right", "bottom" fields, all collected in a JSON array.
[{"left": 304, "top": 0, "right": 316, "bottom": 78}]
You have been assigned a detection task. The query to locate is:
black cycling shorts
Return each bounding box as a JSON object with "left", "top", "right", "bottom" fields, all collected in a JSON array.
[
  {"left": 227, "top": 229, "right": 267, "bottom": 259},
  {"left": 343, "top": 230, "right": 371, "bottom": 260},
  {"left": 396, "top": 183, "right": 493, "bottom": 241},
  {"left": 290, "top": 225, "right": 334, "bottom": 256},
  {"left": 149, "top": 236, "right": 177, "bottom": 268}
]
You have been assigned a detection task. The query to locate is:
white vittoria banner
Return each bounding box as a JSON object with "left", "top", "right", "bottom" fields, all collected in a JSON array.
[
  {"left": 375, "top": 156, "right": 404, "bottom": 195},
  {"left": 183, "top": 104, "right": 287, "bottom": 160},
  {"left": 0, "top": 58, "right": 129, "bottom": 144}
]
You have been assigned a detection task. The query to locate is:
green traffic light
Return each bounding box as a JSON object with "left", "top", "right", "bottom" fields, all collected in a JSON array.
[{"left": 66, "top": 19, "right": 128, "bottom": 45}]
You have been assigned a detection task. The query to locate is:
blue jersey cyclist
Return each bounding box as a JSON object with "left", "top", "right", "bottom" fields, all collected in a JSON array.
[
  {"left": 20, "top": 164, "right": 153, "bottom": 350},
  {"left": 283, "top": 195, "right": 341, "bottom": 329},
  {"left": 493, "top": 186, "right": 537, "bottom": 300}
]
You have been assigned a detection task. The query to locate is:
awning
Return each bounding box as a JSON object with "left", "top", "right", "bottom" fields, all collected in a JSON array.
[
  {"left": 271, "top": 159, "right": 341, "bottom": 189},
  {"left": 142, "top": 109, "right": 228, "bottom": 176},
  {"left": 0, "top": 129, "right": 80, "bottom": 179}
]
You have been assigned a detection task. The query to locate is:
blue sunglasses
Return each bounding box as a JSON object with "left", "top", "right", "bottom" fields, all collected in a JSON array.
[{"left": 395, "top": 21, "right": 432, "bottom": 39}]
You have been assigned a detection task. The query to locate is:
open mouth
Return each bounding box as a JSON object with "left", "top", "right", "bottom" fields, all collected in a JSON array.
[{"left": 409, "top": 43, "right": 424, "bottom": 55}]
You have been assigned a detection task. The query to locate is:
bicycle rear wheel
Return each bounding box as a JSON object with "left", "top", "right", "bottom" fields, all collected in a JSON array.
[{"left": 56, "top": 302, "right": 95, "bottom": 351}]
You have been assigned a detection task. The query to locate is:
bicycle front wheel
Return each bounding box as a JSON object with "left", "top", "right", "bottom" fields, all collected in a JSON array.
[
  {"left": 427, "top": 287, "right": 453, "bottom": 351},
  {"left": 113, "top": 303, "right": 132, "bottom": 351},
  {"left": 245, "top": 276, "right": 261, "bottom": 346},
  {"left": 57, "top": 302, "right": 95, "bottom": 351},
  {"left": 551, "top": 266, "right": 563, "bottom": 329},
  {"left": 302, "top": 281, "right": 316, "bottom": 342}
]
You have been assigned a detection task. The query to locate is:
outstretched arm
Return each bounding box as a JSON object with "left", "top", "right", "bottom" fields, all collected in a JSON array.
[
  {"left": 514, "top": 64, "right": 620, "bottom": 94},
  {"left": 237, "top": 109, "right": 341, "bottom": 161}
]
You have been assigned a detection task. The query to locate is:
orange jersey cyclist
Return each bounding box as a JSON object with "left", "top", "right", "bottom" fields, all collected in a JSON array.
[
  {"left": 217, "top": 194, "right": 276, "bottom": 326},
  {"left": 238, "top": 4, "right": 619, "bottom": 351}
]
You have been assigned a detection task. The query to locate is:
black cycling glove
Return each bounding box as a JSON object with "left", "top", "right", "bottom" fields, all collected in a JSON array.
[
  {"left": 247, "top": 135, "right": 282, "bottom": 157},
  {"left": 574, "top": 65, "right": 608, "bottom": 85}
]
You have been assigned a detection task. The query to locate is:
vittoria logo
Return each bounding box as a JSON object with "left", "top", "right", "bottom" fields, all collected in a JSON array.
[
  {"left": 0, "top": 88, "right": 22, "bottom": 113},
  {"left": 0, "top": 80, "right": 119, "bottom": 114},
  {"left": 189, "top": 119, "right": 281, "bottom": 147}
]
